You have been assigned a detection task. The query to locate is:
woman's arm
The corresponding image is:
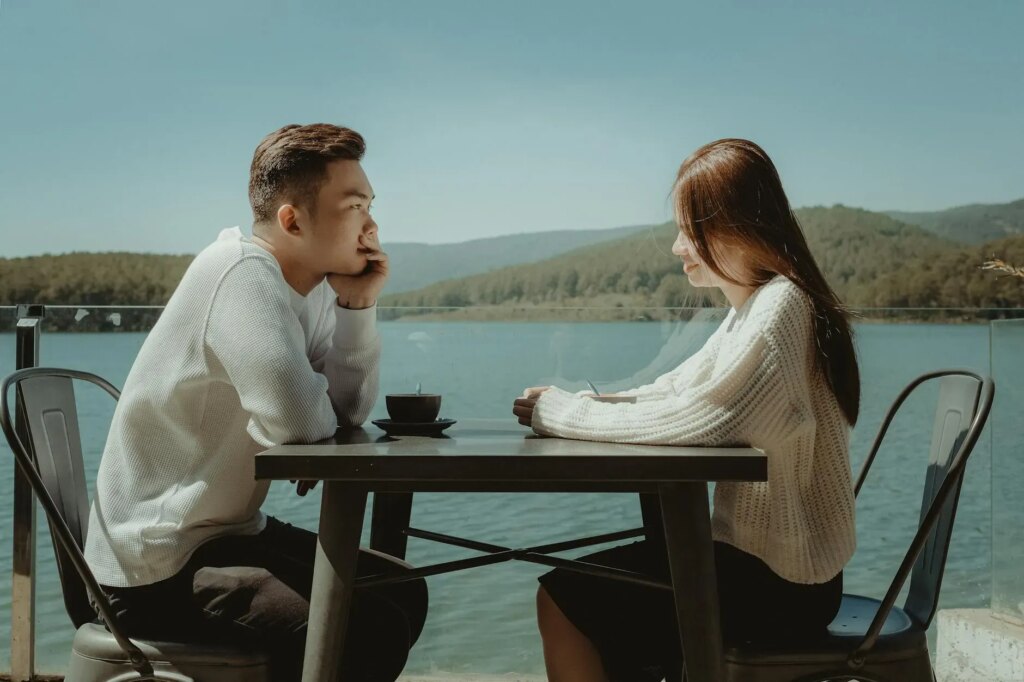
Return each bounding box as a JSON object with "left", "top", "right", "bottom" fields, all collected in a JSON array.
[
  {"left": 532, "top": 285, "right": 815, "bottom": 446},
  {"left": 615, "top": 344, "right": 713, "bottom": 402},
  {"left": 533, "top": 336, "right": 778, "bottom": 445},
  {"left": 614, "top": 313, "right": 730, "bottom": 401}
]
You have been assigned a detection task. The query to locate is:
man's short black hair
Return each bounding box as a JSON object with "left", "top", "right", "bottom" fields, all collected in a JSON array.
[{"left": 249, "top": 123, "right": 365, "bottom": 223}]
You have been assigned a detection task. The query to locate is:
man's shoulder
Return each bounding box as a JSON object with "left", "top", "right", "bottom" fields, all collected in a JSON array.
[
  {"left": 162, "top": 229, "right": 282, "bottom": 316},
  {"left": 192, "top": 226, "right": 262, "bottom": 263},
  {"left": 187, "top": 228, "right": 279, "bottom": 284}
]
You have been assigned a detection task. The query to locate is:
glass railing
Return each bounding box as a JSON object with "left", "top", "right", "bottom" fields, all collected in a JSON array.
[
  {"left": 2, "top": 304, "right": 1022, "bottom": 676},
  {"left": 0, "top": 306, "right": 16, "bottom": 674},
  {"left": 991, "top": 318, "right": 1024, "bottom": 624}
]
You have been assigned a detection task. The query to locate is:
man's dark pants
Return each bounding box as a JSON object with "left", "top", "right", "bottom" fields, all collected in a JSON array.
[{"left": 101, "top": 517, "right": 428, "bottom": 682}]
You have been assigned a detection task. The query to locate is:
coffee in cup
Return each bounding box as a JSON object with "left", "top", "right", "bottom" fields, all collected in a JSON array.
[{"left": 386, "top": 394, "right": 442, "bottom": 423}]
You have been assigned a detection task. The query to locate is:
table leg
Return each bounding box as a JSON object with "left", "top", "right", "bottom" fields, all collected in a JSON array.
[
  {"left": 302, "top": 482, "right": 367, "bottom": 682},
  {"left": 659, "top": 482, "right": 723, "bottom": 682},
  {"left": 639, "top": 492, "right": 665, "bottom": 551},
  {"left": 370, "top": 492, "right": 414, "bottom": 560}
]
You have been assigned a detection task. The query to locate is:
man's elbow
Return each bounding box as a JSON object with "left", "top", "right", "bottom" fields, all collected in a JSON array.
[
  {"left": 250, "top": 415, "right": 336, "bottom": 447},
  {"left": 334, "top": 389, "right": 377, "bottom": 428},
  {"left": 337, "top": 412, "right": 367, "bottom": 428}
]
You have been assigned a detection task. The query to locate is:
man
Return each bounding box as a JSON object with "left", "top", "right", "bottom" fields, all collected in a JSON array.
[{"left": 85, "top": 123, "right": 427, "bottom": 681}]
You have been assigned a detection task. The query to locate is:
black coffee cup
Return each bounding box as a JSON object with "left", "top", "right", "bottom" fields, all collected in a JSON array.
[{"left": 386, "top": 394, "right": 442, "bottom": 423}]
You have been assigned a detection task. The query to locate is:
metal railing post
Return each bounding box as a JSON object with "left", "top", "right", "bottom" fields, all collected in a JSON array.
[{"left": 11, "top": 304, "right": 44, "bottom": 681}]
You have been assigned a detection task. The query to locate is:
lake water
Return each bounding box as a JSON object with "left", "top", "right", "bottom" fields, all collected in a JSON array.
[{"left": 0, "top": 319, "right": 1000, "bottom": 675}]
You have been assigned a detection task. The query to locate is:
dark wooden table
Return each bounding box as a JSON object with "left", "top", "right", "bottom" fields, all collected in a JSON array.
[{"left": 255, "top": 419, "right": 766, "bottom": 682}]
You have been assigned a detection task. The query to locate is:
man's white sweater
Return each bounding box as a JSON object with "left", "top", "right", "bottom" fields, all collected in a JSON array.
[
  {"left": 85, "top": 227, "right": 380, "bottom": 587},
  {"left": 533, "top": 276, "right": 857, "bottom": 585}
]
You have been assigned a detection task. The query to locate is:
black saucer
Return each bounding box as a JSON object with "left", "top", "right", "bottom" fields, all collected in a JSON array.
[{"left": 372, "top": 418, "right": 457, "bottom": 437}]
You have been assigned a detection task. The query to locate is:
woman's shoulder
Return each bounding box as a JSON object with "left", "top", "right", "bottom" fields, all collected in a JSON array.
[{"left": 747, "top": 275, "right": 814, "bottom": 336}]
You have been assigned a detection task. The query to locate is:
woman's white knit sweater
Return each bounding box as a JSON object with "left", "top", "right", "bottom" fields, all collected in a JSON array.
[
  {"left": 85, "top": 227, "right": 380, "bottom": 588},
  {"left": 532, "top": 276, "right": 856, "bottom": 585}
]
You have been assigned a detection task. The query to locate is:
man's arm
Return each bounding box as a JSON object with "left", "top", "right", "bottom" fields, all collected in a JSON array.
[
  {"left": 316, "top": 232, "right": 388, "bottom": 426},
  {"left": 309, "top": 296, "right": 381, "bottom": 427},
  {"left": 205, "top": 256, "right": 338, "bottom": 447}
]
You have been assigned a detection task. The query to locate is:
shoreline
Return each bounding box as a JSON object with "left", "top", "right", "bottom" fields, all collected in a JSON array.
[
  {"left": 1, "top": 308, "right": 1021, "bottom": 333},
  {"left": 1, "top": 674, "right": 547, "bottom": 681}
]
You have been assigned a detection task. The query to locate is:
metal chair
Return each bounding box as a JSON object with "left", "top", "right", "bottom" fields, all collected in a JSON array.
[
  {"left": 722, "top": 369, "right": 995, "bottom": 682},
  {"left": 2, "top": 367, "right": 272, "bottom": 682}
]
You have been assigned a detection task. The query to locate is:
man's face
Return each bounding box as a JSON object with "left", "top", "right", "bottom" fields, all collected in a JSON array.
[{"left": 299, "top": 159, "right": 379, "bottom": 276}]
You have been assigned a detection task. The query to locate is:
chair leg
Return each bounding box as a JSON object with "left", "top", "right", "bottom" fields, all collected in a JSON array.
[
  {"left": 860, "top": 650, "right": 934, "bottom": 682},
  {"left": 727, "top": 661, "right": 931, "bottom": 682}
]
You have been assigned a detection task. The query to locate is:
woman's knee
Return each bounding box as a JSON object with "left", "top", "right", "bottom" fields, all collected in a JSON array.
[{"left": 536, "top": 585, "right": 570, "bottom": 637}]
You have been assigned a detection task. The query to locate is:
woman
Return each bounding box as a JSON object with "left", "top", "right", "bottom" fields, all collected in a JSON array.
[{"left": 512, "top": 138, "right": 859, "bottom": 682}]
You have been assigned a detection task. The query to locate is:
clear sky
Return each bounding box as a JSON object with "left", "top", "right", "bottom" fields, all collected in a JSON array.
[{"left": 1, "top": 1, "right": 1022, "bottom": 256}]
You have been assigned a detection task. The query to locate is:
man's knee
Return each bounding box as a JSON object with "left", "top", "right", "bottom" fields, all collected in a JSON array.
[
  {"left": 194, "top": 566, "right": 308, "bottom": 636},
  {"left": 358, "top": 548, "right": 429, "bottom": 645}
]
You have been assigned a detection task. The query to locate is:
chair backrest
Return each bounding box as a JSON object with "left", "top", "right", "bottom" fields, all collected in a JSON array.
[
  {"left": 851, "top": 369, "right": 994, "bottom": 662},
  {"left": 2, "top": 368, "right": 120, "bottom": 628},
  {"left": 903, "top": 374, "right": 983, "bottom": 627}
]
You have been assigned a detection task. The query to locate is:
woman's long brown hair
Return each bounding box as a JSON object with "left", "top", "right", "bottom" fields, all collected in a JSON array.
[{"left": 673, "top": 138, "right": 860, "bottom": 426}]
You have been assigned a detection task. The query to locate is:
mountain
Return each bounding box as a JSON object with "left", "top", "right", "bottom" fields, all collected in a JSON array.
[
  {"left": 0, "top": 252, "right": 194, "bottom": 306},
  {"left": 886, "top": 198, "right": 1024, "bottom": 245},
  {"left": 4, "top": 201, "right": 1022, "bottom": 315},
  {"left": 382, "top": 225, "right": 649, "bottom": 294},
  {"left": 381, "top": 206, "right": 959, "bottom": 310},
  {"left": 0, "top": 225, "right": 651, "bottom": 307},
  {"left": 859, "top": 233, "right": 1024, "bottom": 308}
]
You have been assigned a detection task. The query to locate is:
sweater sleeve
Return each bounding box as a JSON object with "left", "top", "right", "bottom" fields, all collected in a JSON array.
[
  {"left": 309, "top": 298, "right": 381, "bottom": 427},
  {"left": 204, "top": 256, "right": 338, "bottom": 448},
  {"left": 614, "top": 311, "right": 731, "bottom": 402},
  {"left": 616, "top": 340, "right": 715, "bottom": 403},
  {"left": 532, "top": 285, "right": 814, "bottom": 446}
]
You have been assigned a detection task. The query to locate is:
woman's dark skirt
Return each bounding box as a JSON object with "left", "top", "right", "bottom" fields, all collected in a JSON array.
[{"left": 538, "top": 539, "right": 842, "bottom": 682}]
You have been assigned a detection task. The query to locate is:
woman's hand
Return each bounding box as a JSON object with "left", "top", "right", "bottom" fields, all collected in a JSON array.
[{"left": 513, "top": 386, "right": 550, "bottom": 427}]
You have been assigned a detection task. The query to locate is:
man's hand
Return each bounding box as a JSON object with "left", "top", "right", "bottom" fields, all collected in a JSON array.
[
  {"left": 291, "top": 480, "right": 320, "bottom": 496},
  {"left": 328, "top": 233, "right": 389, "bottom": 309},
  {"left": 513, "top": 386, "right": 550, "bottom": 427}
]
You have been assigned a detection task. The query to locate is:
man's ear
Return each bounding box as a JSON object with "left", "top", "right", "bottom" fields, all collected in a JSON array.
[{"left": 276, "top": 204, "right": 302, "bottom": 236}]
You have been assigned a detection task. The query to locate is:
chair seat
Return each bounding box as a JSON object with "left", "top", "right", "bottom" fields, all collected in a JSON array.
[
  {"left": 72, "top": 622, "right": 272, "bottom": 666},
  {"left": 725, "top": 594, "right": 928, "bottom": 665}
]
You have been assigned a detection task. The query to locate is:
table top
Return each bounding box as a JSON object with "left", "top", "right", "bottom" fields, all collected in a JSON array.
[{"left": 254, "top": 419, "right": 766, "bottom": 492}]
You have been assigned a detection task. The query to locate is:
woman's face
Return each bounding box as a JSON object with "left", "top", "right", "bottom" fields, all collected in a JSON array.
[{"left": 671, "top": 229, "right": 748, "bottom": 289}]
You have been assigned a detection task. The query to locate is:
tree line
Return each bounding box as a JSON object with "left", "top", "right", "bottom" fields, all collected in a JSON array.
[
  {"left": 2, "top": 206, "right": 1022, "bottom": 331},
  {"left": 382, "top": 206, "right": 1024, "bottom": 314}
]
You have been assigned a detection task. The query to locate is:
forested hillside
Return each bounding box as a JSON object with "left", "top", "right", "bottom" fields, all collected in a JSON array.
[
  {"left": 0, "top": 252, "right": 193, "bottom": 306},
  {"left": 3, "top": 204, "right": 1022, "bottom": 318},
  {"left": 888, "top": 198, "right": 1024, "bottom": 244},
  {"left": 382, "top": 206, "right": 966, "bottom": 309}
]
